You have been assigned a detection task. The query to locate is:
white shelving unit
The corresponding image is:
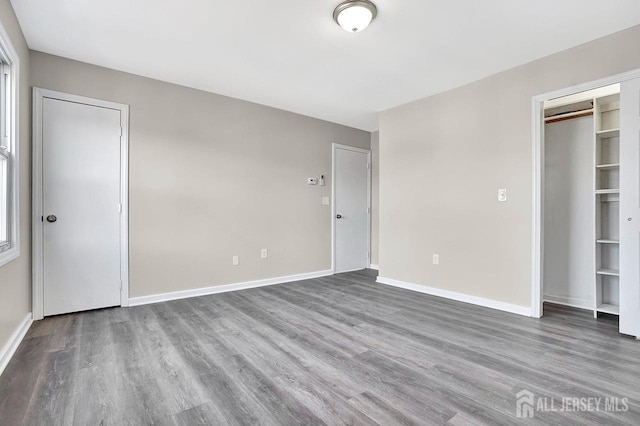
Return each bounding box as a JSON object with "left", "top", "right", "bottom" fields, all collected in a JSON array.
[{"left": 595, "top": 93, "right": 621, "bottom": 317}]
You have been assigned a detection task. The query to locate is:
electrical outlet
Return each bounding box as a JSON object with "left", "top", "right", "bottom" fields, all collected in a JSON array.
[
  {"left": 322, "top": 196, "right": 330, "bottom": 205},
  {"left": 232, "top": 256, "right": 239, "bottom": 266},
  {"left": 261, "top": 249, "right": 268, "bottom": 259},
  {"left": 433, "top": 254, "right": 439, "bottom": 265},
  {"left": 498, "top": 188, "right": 507, "bottom": 202}
]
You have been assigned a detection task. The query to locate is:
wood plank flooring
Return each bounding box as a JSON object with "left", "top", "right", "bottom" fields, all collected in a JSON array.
[{"left": 1, "top": 269, "right": 640, "bottom": 425}]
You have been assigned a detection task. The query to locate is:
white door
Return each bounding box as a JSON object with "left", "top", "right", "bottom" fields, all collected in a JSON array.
[
  {"left": 620, "top": 77, "right": 640, "bottom": 337},
  {"left": 334, "top": 145, "right": 370, "bottom": 273},
  {"left": 42, "top": 97, "right": 122, "bottom": 316}
]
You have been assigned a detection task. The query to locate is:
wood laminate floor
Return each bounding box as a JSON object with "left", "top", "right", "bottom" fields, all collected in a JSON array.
[{"left": 1, "top": 269, "right": 639, "bottom": 425}]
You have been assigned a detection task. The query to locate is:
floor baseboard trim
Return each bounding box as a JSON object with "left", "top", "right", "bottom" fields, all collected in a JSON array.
[
  {"left": 376, "top": 276, "right": 532, "bottom": 317},
  {"left": 544, "top": 295, "right": 592, "bottom": 311},
  {"left": 368, "top": 264, "right": 379, "bottom": 270},
  {"left": 0, "top": 314, "right": 33, "bottom": 377},
  {"left": 129, "top": 269, "right": 334, "bottom": 307},
  {"left": 336, "top": 267, "right": 368, "bottom": 274}
]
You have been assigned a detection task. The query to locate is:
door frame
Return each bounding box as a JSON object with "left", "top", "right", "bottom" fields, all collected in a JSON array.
[
  {"left": 531, "top": 68, "right": 640, "bottom": 319},
  {"left": 331, "top": 143, "right": 372, "bottom": 273},
  {"left": 32, "top": 88, "right": 130, "bottom": 320}
]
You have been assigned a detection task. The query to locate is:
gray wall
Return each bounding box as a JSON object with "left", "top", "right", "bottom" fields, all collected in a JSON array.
[
  {"left": 0, "top": 0, "right": 31, "bottom": 356},
  {"left": 543, "top": 116, "right": 594, "bottom": 308},
  {"left": 370, "top": 131, "right": 379, "bottom": 266},
  {"left": 379, "top": 24, "right": 640, "bottom": 309},
  {"left": 30, "top": 51, "right": 370, "bottom": 298}
]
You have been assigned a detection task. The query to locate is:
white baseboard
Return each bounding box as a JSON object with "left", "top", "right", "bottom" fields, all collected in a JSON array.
[
  {"left": 0, "top": 313, "right": 33, "bottom": 377},
  {"left": 376, "top": 276, "right": 532, "bottom": 317},
  {"left": 544, "top": 294, "right": 592, "bottom": 310},
  {"left": 369, "top": 264, "right": 379, "bottom": 270},
  {"left": 129, "top": 269, "right": 334, "bottom": 307},
  {"left": 336, "top": 267, "right": 368, "bottom": 274}
]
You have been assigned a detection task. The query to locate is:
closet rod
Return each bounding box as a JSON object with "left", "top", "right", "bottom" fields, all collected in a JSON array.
[{"left": 545, "top": 108, "right": 593, "bottom": 124}]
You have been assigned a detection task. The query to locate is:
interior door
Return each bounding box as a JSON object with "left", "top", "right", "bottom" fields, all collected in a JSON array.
[
  {"left": 620, "top": 77, "right": 640, "bottom": 337},
  {"left": 43, "top": 97, "right": 122, "bottom": 316},
  {"left": 334, "top": 145, "right": 370, "bottom": 273}
]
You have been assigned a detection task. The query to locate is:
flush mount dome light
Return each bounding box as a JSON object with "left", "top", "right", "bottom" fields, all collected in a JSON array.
[{"left": 333, "top": 0, "right": 377, "bottom": 33}]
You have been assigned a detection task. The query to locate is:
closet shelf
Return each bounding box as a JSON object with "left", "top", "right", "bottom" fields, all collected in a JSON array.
[
  {"left": 595, "top": 189, "right": 620, "bottom": 195},
  {"left": 597, "top": 268, "right": 619, "bottom": 277},
  {"left": 596, "top": 163, "right": 620, "bottom": 170},
  {"left": 597, "top": 239, "right": 619, "bottom": 244},
  {"left": 596, "top": 303, "right": 620, "bottom": 315},
  {"left": 596, "top": 128, "right": 620, "bottom": 139}
]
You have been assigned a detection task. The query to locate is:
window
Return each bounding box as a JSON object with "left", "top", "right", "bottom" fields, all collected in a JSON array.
[{"left": 0, "top": 29, "right": 18, "bottom": 266}]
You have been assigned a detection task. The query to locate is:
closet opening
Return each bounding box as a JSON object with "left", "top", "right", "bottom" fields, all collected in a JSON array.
[
  {"left": 541, "top": 84, "right": 621, "bottom": 320},
  {"left": 533, "top": 71, "right": 640, "bottom": 337}
]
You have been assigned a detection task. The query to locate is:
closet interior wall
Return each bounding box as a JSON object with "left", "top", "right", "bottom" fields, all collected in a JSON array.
[{"left": 543, "top": 108, "right": 595, "bottom": 309}]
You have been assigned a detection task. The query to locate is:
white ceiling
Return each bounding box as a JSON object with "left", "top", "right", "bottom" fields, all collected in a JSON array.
[{"left": 11, "top": 0, "right": 640, "bottom": 131}]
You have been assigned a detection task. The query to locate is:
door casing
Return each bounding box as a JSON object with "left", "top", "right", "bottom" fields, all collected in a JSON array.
[
  {"left": 32, "top": 88, "right": 129, "bottom": 320},
  {"left": 531, "top": 68, "right": 640, "bottom": 323},
  {"left": 331, "top": 143, "right": 371, "bottom": 273}
]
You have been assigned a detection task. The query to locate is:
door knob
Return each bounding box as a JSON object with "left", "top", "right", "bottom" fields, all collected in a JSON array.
[
  {"left": 46, "top": 215, "right": 57, "bottom": 223},
  {"left": 336, "top": 214, "right": 342, "bottom": 219}
]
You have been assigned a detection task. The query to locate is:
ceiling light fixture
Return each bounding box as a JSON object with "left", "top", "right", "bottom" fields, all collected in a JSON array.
[{"left": 333, "top": 0, "right": 377, "bottom": 33}]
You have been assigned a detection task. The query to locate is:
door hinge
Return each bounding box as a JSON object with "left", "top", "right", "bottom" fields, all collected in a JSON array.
[
  {"left": 367, "top": 163, "right": 370, "bottom": 170},
  {"left": 367, "top": 207, "right": 371, "bottom": 214},
  {"left": 118, "top": 203, "right": 122, "bottom": 213},
  {"left": 120, "top": 126, "right": 123, "bottom": 137},
  {"left": 120, "top": 280, "right": 123, "bottom": 290}
]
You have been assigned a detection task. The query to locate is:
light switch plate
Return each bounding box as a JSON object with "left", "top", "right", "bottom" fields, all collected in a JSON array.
[
  {"left": 261, "top": 249, "right": 268, "bottom": 259},
  {"left": 232, "top": 256, "right": 239, "bottom": 266},
  {"left": 433, "top": 254, "right": 439, "bottom": 265},
  {"left": 498, "top": 188, "right": 507, "bottom": 202},
  {"left": 322, "top": 196, "right": 330, "bottom": 205}
]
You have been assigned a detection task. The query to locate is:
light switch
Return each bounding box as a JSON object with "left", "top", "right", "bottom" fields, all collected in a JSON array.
[
  {"left": 322, "top": 197, "right": 330, "bottom": 205},
  {"left": 498, "top": 188, "right": 507, "bottom": 202},
  {"left": 232, "top": 256, "right": 239, "bottom": 266},
  {"left": 261, "top": 249, "right": 268, "bottom": 259},
  {"left": 307, "top": 178, "right": 318, "bottom": 185}
]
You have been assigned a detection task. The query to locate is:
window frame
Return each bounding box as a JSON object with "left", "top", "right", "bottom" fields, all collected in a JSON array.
[{"left": 0, "top": 21, "right": 20, "bottom": 268}]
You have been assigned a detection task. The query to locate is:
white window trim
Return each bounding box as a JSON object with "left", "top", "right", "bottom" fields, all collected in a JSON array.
[{"left": 0, "top": 21, "right": 20, "bottom": 268}]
